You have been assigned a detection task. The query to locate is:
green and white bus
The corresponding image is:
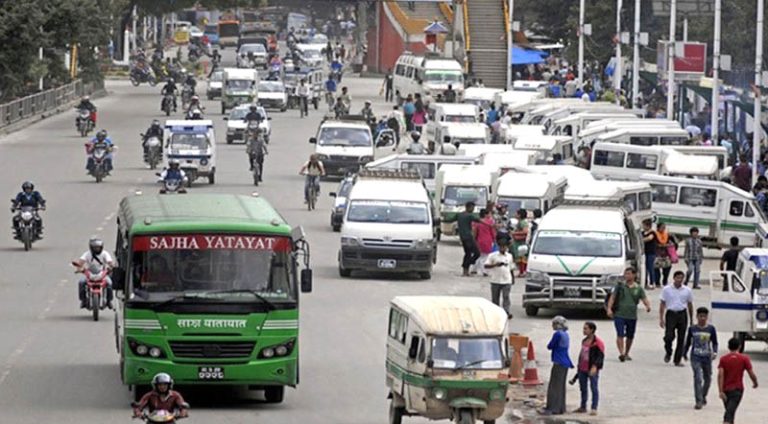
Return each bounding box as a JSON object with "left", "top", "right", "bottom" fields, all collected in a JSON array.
[{"left": 111, "top": 194, "right": 312, "bottom": 402}]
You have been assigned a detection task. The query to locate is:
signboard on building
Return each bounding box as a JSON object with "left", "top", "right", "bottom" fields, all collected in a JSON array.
[{"left": 657, "top": 41, "right": 708, "bottom": 81}]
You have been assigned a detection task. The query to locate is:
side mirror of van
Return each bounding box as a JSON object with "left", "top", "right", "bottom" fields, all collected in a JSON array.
[
  {"left": 309, "top": 137, "right": 317, "bottom": 144},
  {"left": 300, "top": 269, "right": 313, "bottom": 293},
  {"left": 408, "top": 336, "right": 419, "bottom": 360},
  {"left": 329, "top": 192, "right": 337, "bottom": 197},
  {"left": 112, "top": 267, "right": 126, "bottom": 292}
]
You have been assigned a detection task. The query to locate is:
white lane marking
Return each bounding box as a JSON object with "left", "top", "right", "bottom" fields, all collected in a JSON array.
[
  {"left": 95, "top": 227, "right": 104, "bottom": 232},
  {"left": 104, "top": 213, "right": 115, "bottom": 221},
  {"left": 0, "top": 336, "right": 32, "bottom": 386}
]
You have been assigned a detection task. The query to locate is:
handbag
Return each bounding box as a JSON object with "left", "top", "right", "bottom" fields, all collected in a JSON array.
[
  {"left": 654, "top": 256, "right": 671, "bottom": 269},
  {"left": 667, "top": 244, "right": 679, "bottom": 264}
]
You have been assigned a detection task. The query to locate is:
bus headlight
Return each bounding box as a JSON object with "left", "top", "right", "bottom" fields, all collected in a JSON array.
[
  {"left": 432, "top": 387, "right": 447, "bottom": 400},
  {"left": 136, "top": 345, "right": 149, "bottom": 356},
  {"left": 128, "top": 338, "right": 166, "bottom": 358},
  {"left": 259, "top": 340, "right": 295, "bottom": 359},
  {"left": 149, "top": 347, "right": 163, "bottom": 358}
]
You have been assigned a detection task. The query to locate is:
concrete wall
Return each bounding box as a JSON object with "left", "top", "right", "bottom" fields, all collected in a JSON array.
[{"left": 366, "top": 3, "right": 427, "bottom": 74}]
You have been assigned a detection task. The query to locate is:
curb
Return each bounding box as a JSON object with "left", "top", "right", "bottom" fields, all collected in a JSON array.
[{"left": 0, "top": 88, "right": 108, "bottom": 137}]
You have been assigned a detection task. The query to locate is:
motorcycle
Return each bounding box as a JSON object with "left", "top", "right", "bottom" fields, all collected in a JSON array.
[
  {"left": 132, "top": 406, "right": 189, "bottom": 423},
  {"left": 11, "top": 202, "right": 42, "bottom": 251},
  {"left": 180, "top": 86, "right": 193, "bottom": 110},
  {"left": 73, "top": 261, "right": 110, "bottom": 322},
  {"left": 156, "top": 173, "right": 188, "bottom": 194},
  {"left": 130, "top": 67, "right": 157, "bottom": 87},
  {"left": 161, "top": 93, "right": 175, "bottom": 116},
  {"left": 85, "top": 142, "right": 113, "bottom": 183},
  {"left": 75, "top": 108, "right": 95, "bottom": 137},
  {"left": 142, "top": 134, "right": 162, "bottom": 169}
]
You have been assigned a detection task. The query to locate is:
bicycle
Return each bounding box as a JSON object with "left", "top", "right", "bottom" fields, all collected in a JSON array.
[{"left": 301, "top": 173, "right": 321, "bottom": 211}]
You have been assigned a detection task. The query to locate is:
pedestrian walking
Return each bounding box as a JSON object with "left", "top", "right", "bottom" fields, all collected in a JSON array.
[
  {"left": 540, "top": 315, "right": 573, "bottom": 416},
  {"left": 402, "top": 95, "right": 415, "bottom": 131},
  {"left": 381, "top": 69, "right": 394, "bottom": 102},
  {"left": 685, "top": 306, "right": 719, "bottom": 410},
  {"left": 572, "top": 322, "right": 604, "bottom": 416},
  {"left": 473, "top": 208, "right": 496, "bottom": 275},
  {"left": 642, "top": 219, "right": 659, "bottom": 289},
  {"left": 510, "top": 209, "right": 529, "bottom": 277},
  {"left": 684, "top": 227, "right": 704, "bottom": 289},
  {"left": 718, "top": 337, "right": 759, "bottom": 424},
  {"left": 484, "top": 239, "right": 514, "bottom": 319},
  {"left": 720, "top": 237, "right": 740, "bottom": 292},
  {"left": 660, "top": 271, "right": 694, "bottom": 366},
  {"left": 654, "top": 222, "right": 677, "bottom": 287},
  {"left": 606, "top": 267, "right": 651, "bottom": 362},
  {"left": 457, "top": 202, "right": 480, "bottom": 277}
]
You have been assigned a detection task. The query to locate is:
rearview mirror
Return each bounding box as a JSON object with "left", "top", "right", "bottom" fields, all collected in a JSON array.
[
  {"left": 329, "top": 192, "right": 337, "bottom": 197},
  {"left": 300, "top": 269, "right": 313, "bottom": 293},
  {"left": 309, "top": 137, "right": 317, "bottom": 144},
  {"left": 112, "top": 267, "right": 126, "bottom": 291},
  {"left": 408, "top": 336, "right": 419, "bottom": 359}
]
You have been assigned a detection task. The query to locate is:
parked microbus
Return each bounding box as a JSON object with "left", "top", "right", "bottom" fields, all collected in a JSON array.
[
  {"left": 564, "top": 180, "right": 654, "bottom": 229},
  {"left": 589, "top": 143, "right": 720, "bottom": 181},
  {"left": 424, "top": 103, "right": 480, "bottom": 144},
  {"left": 539, "top": 104, "right": 628, "bottom": 130},
  {"left": 577, "top": 119, "right": 681, "bottom": 147},
  {"left": 513, "top": 135, "right": 574, "bottom": 164},
  {"left": 365, "top": 154, "right": 475, "bottom": 195},
  {"left": 549, "top": 111, "right": 643, "bottom": 137},
  {"left": 477, "top": 151, "right": 538, "bottom": 173},
  {"left": 671, "top": 145, "right": 730, "bottom": 176},
  {"left": 644, "top": 174, "right": 767, "bottom": 247},
  {"left": 393, "top": 53, "right": 464, "bottom": 99},
  {"left": 463, "top": 87, "right": 503, "bottom": 110},
  {"left": 434, "top": 165, "right": 499, "bottom": 237},
  {"left": 500, "top": 124, "right": 545, "bottom": 144},
  {"left": 492, "top": 172, "right": 566, "bottom": 215},
  {"left": 493, "top": 90, "right": 544, "bottom": 111},
  {"left": 595, "top": 127, "right": 690, "bottom": 147}
]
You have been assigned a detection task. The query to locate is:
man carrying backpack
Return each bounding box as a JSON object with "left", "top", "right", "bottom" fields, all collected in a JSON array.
[{"left": 606, "top": 267, "right": 652, "bottom": 362}]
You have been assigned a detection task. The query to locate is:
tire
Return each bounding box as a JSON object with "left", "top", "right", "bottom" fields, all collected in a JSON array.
[
  {"left": 95, "top": 172, "right": 103, "bottom": 183},
  {"left": 525, "top": 306, "right": 539, "bottom": 317},
  {"left": 22, "top": 228, "right": 31, "bottom": 251},
  {"left": 208, "top": 172, "right": 215, "bottom": 184},
  {"left": 418, "top": 271, "right": 431, "bottom": 280},
  {"left": 130, "top": 77, "right": 140, "bottom": 87},
  {"left": 339, "top": 265, "right": 352, "bottom": 277},
  {"left": 132, "top": 385, "right": 149, "bottom": 402},
  {"left": 149, "top": 77, "right": 157, "bottom": 87},
  {"left": 165, "top": 106, "right": 171, "bottom": 116},
  {"left": 332, "top": 224, "right": 341, "bottom": 232},
  {"left": 458, "top": 409, "right": 473, "bottom": 424},
  {"left": 92, "top": 294, "right": 100, "bottom": 321},
  {"left": 264, "top": 386, "right": 284, "bottom": 403},
  {"left": 80, "top": 125, "right": 88, "bottom": 137},
  {"left": 389, "top": 401, "right": 404, "bottom": 424}
]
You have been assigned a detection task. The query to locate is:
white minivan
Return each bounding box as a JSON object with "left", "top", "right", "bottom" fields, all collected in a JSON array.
[
  {"left": 365, "top": 154, "right": 475, "bottom": 195},
  {"left": 393, "top": 53, "right": 465, "bottom": 99},
  {"left": 310, "top": 118, "right": 393, "bottom": 176},
  {"left": 434, "top": 165, "right": 499, "bottom": 237},
  {"left": 492, "top": 172, "right": 566, "bottom": 215}
]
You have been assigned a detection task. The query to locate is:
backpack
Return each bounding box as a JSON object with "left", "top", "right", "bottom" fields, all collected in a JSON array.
[{"left": 605, "top": 283, "right": 623, "bottom": 313}]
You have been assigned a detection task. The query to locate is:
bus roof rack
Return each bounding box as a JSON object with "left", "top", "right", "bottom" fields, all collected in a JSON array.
[{"left": 357, "top": 169, "right": 422, "bottom": 181}]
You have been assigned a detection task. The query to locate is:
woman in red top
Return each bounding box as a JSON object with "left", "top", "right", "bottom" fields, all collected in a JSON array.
[
  {"left": 473, "top": 208, "right": 496, "bottom": 276},
  {"left": 572, "top": 321, "right": 605, "bottom": 416}
]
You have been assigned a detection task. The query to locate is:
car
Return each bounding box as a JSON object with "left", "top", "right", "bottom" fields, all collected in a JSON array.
[
  {"left": 236, "top": 43, "right": 268, "bottom": 69},
  {"left": 189, "top": 26, "right": 204, "bottom": 40},
  {"left": 203, "top": 24, "right": 219, "bottom": 45},
  {"left": 224, "top": 104, "right": 271, "bottom": 144},
  {"left": 329, "top": 174, "right": 356, "bottom": 232},
  {"left": 206, "top": 70, "right": 224, "bottom": 100},
  {"left": 257, "top": 80, "right": 288, "bottom": 112}
]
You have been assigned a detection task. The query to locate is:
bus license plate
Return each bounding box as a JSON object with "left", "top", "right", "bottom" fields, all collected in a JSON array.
[
  {"left": 378, "top": 259, "right": 397, "bottom": 269},
  {"left": 198, "top": 367, "right": 225, "bottom": 380},
  {"left": 564, "top": 287, "right": 580, "bottom": 298}
]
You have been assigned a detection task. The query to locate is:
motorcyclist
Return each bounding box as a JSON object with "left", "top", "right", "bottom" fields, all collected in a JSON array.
[
  {"left": 161, "top": 78, "right": 178, "bottom": 112},
  {"left": 87, "top": 130, "right": 114, "bottom": 172},
  {"left": 142, "top": 120, "right": 164, "bottom": 157},
  {"left": 160, "top": 159, "right": 187, "bottom": 183},
  {"left": 299, "top": 154, "right": 326, "bottom": 204},
  {"left": 132, "top": 373, "right": 189, "bottom": 420},
  {"left": 183, "top": 72, "right": 197, "bottom": 94},
  {"left": 243, "top": 104, "right": 264, "bottom": 125},
  {"left": 11, "top": 181, "right": 45, "bottom": 237},
  {"left": 246, "top": 127, "right": 268, "bottom": 181},
  {"left": 185, "top": 95, "right": 203, "bottom": 118},
  {"left": 330, "top": 57, "right": 343, "bottom": 82},
  {"left": 73, "top": 237, "right": 114, "bottom": 309},
  {"left": 76, "top": 96, "right": 97, "bottom": 125},
  {"left": 406, "top": 131, "right": 426, "bottom": 155}
]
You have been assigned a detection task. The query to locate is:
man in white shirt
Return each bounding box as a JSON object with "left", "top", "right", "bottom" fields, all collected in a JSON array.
[
  {"left": 296, "top": 79, "right": 311, "bottom": 118},
  {"left": 660, "top": 271, "right": 694, "bottom": 366},
  {"left": 73, "top": 237, "right": 115, "bottom": 308},
  {"left": 484, "top": 241, "right": 515, "bottom": 319}
]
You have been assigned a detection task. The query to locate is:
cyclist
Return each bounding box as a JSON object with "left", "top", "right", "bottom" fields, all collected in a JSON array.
[{"left": 298, "top": 154, "right": 326, "bottom": 205}]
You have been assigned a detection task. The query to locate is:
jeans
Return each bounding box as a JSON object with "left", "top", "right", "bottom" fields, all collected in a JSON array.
[
  {"left": 460, "top": 237, "right": 481, "bottom": 272},
  {"left": 691, "top": 357, "right": 712, "bottom": 405},
  {"left": 78, "top": 277, "right": 113, "bottom": 304},
  {"left": 645, "top": 252, "right": 657, "bottom": 286},
  {"left": 490, "top": 283, "right": 511, "bottom": 315},
  {"left": 299, "top": 96, "right": 309, "bottom": 117},
  {"left": 722, "top": 389, "right": 743, "bottom": 423},
  {"left": 685, "top": 258, "right": 702, "bottom": 287},
  {"left": 664, "top": 310, "right": 688, "bottom": 364},
  {"left": 577, "top": 370, "right": 599, "bottom": 410},
  {"left": 304, "top": 175, "right": 320, "bottom": 202},
  {"left": 656, "top": 266, "right": 671, "bottom": 286}
]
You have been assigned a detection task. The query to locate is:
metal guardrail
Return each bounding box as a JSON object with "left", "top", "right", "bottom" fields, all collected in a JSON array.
[{"left": 0, "top": 79, "right": 102, "bottom": 129}]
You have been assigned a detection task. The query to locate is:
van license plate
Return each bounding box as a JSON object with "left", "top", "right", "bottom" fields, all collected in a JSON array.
[
  {"left": 198, "top": 367, "right": 224, "bottom": 380},
  {"left": 378, "top": 259, "right": 397, "bottom": 269},
  {"left": 564, "top": 287, "right": 580, "bottom": 298}
]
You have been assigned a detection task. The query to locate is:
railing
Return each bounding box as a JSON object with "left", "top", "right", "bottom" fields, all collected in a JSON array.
[{"left": 0, "top": 79, "right": 102, "bottom": 129}]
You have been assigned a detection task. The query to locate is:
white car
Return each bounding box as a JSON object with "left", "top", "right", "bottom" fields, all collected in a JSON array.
[
  {"left": 237, "top": 44, "right": 268, "bottom": 69},
  {"left": 224, "top": 104, "right": 271, "bottom": 144},
  {"left": 206, "top": 70, "right": 224, "bottom": 100},
  {"left": 257, "top": 81, "right": 288, "bottom": 112}
]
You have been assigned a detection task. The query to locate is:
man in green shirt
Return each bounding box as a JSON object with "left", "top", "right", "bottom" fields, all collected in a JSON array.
[
  {"left": 456, "top": 202, "right": 480, "bottom": 276},
  {"left": 606, "top": 267, "right": 652, "bottom": 362}
]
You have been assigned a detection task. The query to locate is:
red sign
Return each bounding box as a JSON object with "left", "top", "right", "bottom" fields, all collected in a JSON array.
[
  {"left": 132, "top": 235, "right": 292, "bottom": 252},
  {"left": 674, "top": 42, "right": 707, "bottom": 74}
]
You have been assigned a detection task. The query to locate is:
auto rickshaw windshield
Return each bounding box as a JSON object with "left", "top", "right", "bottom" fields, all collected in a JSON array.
[{"left": 431, "top": 337, "right": 504, "bottom": 370}]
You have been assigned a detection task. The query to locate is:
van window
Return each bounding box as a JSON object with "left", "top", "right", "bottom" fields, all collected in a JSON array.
[
  {"left": 730, "top": 200, "right": 744, "bottom": 216},
  {"left": 623, "top": 194, "right": 638, "bottom": 212},
  {"left": 418, "top": 338, "right": 426, "bottom": 362},
  {"left": 401, "top": 162, "right": 436, "bottom": 179},
  {"left": 388, "top": 309, "right": 400, "bottom": 339},
  {"left": 627, "top": 153, "right": 658, "bottom": 170},
  {"left": 651, "top": 184, "right": 678, "bottom": 203},
  {"left": 639, "top": 191, "right": 652, "bottom": 210},
  {"left": 594, "top": 150, "right": 625, "bottom": 167},
  {"left": 399, "top": 315, "right": 408, "bottom": 344},
  {"left": 396, "top": 64, "right": 406, "bottom": 76},
  {"left": 660, "top": 137, "right": 687, "bottom": 146},
  {"left": 680, "top": 187, "right": 716, "bottom": 207},
  {"left": 563, "top": 143, "right": 573, "bottom": 159},
  {"left": 746, "top": 203, "right": 755, "bottom": 218},
  {"left": 406, "top": 67, "right": 415, "bottom": 79},
  {"left": 630, "top": 136, "right": 658, "bottom": 146}
]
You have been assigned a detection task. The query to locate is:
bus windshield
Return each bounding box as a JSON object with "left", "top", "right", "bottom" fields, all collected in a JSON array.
[
  {"left": 218, "top": 22, "right": 239, "bottom": 37},
  {"left": 130, "top": 234, "right": 295, "bottom": 302}
]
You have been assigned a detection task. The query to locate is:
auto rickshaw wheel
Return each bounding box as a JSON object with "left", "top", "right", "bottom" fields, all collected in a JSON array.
[
  {"left": 388, "top": 402, "right": 404, "bottom": 424},
  {"left": 457, "top": 409, "right": 474, "bottom": 424}
]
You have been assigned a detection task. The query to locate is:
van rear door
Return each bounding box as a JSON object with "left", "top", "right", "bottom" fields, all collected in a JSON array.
[{"left": 709, "top": 271, "right": 753, "bottom": 333}]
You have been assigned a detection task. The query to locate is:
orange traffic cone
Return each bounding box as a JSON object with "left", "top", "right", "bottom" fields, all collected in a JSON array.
[
  {"left": 521, "top": 340, "right": 542, "bottom": 386},
  {"left": 508, "top": 334, "right": 528, "bottom": 383}
]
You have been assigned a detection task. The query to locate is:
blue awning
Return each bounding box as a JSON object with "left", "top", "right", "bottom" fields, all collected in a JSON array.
[{"left": 510, "top": 47, "right": 547, "bottom": 65}]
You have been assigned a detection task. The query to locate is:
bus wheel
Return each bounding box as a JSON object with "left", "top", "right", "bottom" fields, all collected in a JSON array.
[{"left": 264, "top": 386, "right": 284, "bottom": 403}]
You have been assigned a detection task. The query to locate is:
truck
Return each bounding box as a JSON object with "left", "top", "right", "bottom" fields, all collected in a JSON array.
[{"left": 221, "top": 68, "right": 259, "bottom": 114}]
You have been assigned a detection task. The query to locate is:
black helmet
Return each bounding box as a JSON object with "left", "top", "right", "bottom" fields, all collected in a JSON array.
[
  {"left": 151, "top": 119, "right": 160, "bottom": 127},
  {"left": 151, "top": 372, "right": 173, "bottom": 392},
  {"left": 410, "top": 131, "right": 421, "bottom": 142},
  {"left": 88, "top": 237, "right": 104, "bottom": 255},
  {"left": 22, "top": 181, "right": 34, "bottom": 191},
  {"left": 96, "top": 130, "right": 107, "bottom": 141}
]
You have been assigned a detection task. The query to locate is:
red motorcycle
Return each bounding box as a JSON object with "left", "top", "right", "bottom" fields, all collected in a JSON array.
[{"left": 72, "top": 261, "right": 110, "bottom": 321}]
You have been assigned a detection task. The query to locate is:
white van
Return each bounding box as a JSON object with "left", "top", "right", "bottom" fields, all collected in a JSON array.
[
  {"left": 493, "top": 90, "right": 544, "bottom": 111},
  {"left": 365, "top": 154, "right": 475, "bottom": 195},
  {"left": 644, "top": 174, "right": 767, "bottom": 248},
  {"left": 221, "top": 68, "right": 259, "bottom": 114},
  {"left": 590, "top": 143, "right": 720, "bottom": 181},
  {"left": 539, "top": 104, "right": 628, "bottom": 130},
  {"left": 513, "top": 135, "right": 574, "bottom": 164},
  {"left": 164, "top": 119, "right": 216, "bottom": 184},
  {"left": 432, "top": 122, "right": 490, "bottom": 150},
  {"left": 525, "top": 164, "right": 595, "bottom": 186},
  {"left": 463, "top": 87, "right": 503, "bottom": 110},
  {"left": 549, "top": 111, "right": 642, "bottom": 137},
  {"left": 577, "top": 119, "right": 681, "bottom": 147},
  {"left": 500, "top": 124, "right": 545, "bottom": 144},
  {"left": 512, "top": 80, "right": 549, "bottom": 94},
  {"left": 524, "top": 203, "right": 644, "bottom": 316},
  {"left": 393, "top": 53, "right": 464, "bottom": 99},
  {"left": 309, "top": 118, "right": 393, "bottom": 176},
  {"left": 434, "top": 165, "right": 499, "bottom": 237},
  {"left": 477, "top": 151, "right": 538, "bottom": 174},
  {"left": 595, "top": 127, "right": 690, "bottom": 147},
  {"left": 424, "top": 103, "right": 480, "bottom": 144},
  {"left": 564, "top": 179, "right": 654, "bottom": 229},
  {"left": 493, "top": 172, "right": 566, "bottom": 215},
  {"left": 457, "top": 144, "right": 517, "bottom": 158},
  {"left": 339, "top": 169, "right": 436, "bottom": 279},
  {"left": 671, "top": 145, "right": 731, "bottom": 178}
]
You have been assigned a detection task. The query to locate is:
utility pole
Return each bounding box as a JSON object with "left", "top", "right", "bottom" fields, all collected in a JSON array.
[
  {"left": 507, "top": 0, "right": 514, "bottom": 89},
  {"left": 666, "top": 0, "right": 676, "bottom": 120},
  {"left": 754, "top": 0, "right": 764, "bottom": 185},
  {"left": 711, "top": 0, "right": 721, "bottom": 144},
  {"left": 631, "top": 0, "right": 640, "bottom": 108},
  {"left": 615, "top": 0, "right": 623, "bottom": 103},
  {"left": 578, "top": 0, "right": 585, "bottom": 89}
]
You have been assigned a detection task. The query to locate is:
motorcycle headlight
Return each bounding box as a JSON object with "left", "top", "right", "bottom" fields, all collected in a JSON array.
[
  {"left": 341, "top": 236, "right": 359, "bottom": 247},
  {"left": 20, "top": 211, "right": 33, "bottom": 220},
  {"left": 526, "top": 270, "right": 549, "bottom": 285},
  {"left": 432, "top": 387, "right": 447, "bottom": 400},
  {"left": 358, "top": 155, "right": 373, "bottom": 163}
]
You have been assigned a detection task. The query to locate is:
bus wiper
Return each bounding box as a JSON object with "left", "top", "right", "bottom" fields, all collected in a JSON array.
[
  {"left": 453, "top": 359, "right": 487, "bottom": 371},
  {"left": 202, "top": 289, "right": 276, "bottom": 310},
  {"left": 152, "top": 293, "right": 200, "bottom": 308}
]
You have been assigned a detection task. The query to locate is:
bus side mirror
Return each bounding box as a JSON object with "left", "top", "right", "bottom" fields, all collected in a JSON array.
[
  {"left": 426, "top": 359, "right": 434, "bottom": 368},
  {"left": 309, "top": 137, "right": 317, "bottom": 144},
  {"left": 300, "top": 269, "right": 313, "bottom": 293},
  {"left": 112, "top": 268, "right": 126, "bottom": 292},
  {"left": 408, "top": 336, "right": 419, "bottom": 359}
]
